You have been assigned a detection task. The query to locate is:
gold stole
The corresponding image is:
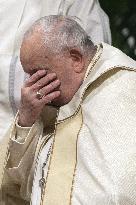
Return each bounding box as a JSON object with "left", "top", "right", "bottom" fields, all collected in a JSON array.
[{"left": 41, "top": 108, "right": 83, "bottom": 205}]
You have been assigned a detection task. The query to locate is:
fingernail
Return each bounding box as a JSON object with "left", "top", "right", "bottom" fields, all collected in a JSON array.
[
  {"left": 40, "top": 69, "right": 47, "bottom": 74},
  {"left": 52, "top": 73, "right": 57, "bottom": 77},
  {"left": 43, "top": 69, "right": 47, "bottom": 73},
  {"left": 56, "top": 79, "right": 60, "bottom": 84},
  {"left": 56, "top": 90, "right": 61, "bottom": 95}
]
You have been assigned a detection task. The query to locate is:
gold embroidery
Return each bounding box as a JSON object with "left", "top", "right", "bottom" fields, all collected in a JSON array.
[
  {"left": 39, "top": 44, "right": 136, "bottom": 204},
  {"left": 41, "top": 108, "right": 83, "bottom": 205},
  {"left": 69, "top": 108, "right": 83, "bottom": 205},
  {"left": 57, "top": 44, "right": 103, "bottom": 124},
  {"left": 40, "top": 111, "right": 59, "bottom": 205},
  {"left": 57, "top": 65, "right": 136, "bottom": 124}
]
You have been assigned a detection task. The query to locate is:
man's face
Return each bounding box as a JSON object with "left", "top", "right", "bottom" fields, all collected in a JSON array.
[{"left": 20, "top": 33, "right": 76, "bottom": 106}]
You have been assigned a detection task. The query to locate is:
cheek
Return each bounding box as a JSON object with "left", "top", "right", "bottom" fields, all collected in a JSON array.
[{"left": 53, "top": 60, "right": 73, "bottom": 85}]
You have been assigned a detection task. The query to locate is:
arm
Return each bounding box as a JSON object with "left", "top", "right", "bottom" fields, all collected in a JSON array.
[
  {"left": 1, "top": 69, "right": 60, "bottom": 203},
  {"left": 1, "top": 117, "right": 43, "bottom": 204}
]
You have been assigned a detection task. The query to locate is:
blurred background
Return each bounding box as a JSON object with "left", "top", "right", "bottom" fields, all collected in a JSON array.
[{"left": 100, "top": 0, "right": 136, "bottom": 60}]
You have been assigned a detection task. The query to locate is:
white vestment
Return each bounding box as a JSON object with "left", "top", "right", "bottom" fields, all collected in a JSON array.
[
  {"left": 1, "top": 43, "right": 136, "bottom": 205},
  {"left": 0, "top": 0, "right": 111, "bottom": 138}
]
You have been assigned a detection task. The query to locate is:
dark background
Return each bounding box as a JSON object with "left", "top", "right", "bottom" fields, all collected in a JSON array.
[{"left": 100, "top": 0, "right": 136, "bottom": 60}]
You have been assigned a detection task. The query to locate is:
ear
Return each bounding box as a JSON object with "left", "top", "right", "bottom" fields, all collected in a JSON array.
[{"left": 70, "top": 49, "right": 84, "bottom": 73}]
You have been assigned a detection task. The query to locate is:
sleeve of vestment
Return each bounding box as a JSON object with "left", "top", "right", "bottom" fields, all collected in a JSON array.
[
  {"left": 8, "top": 119, "right": 40, "bottom": 168},
  {"left": 1, "top": 116, "right": 43, "bottom": 204}
]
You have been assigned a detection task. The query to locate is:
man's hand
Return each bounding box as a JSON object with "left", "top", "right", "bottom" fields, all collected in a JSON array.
[{"left": 18, "top": 70, "right": 61, "bottom": 127}]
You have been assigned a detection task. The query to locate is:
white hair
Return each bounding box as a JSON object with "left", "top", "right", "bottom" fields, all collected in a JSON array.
[{"left": 24, "top": 15, "right": 94, "bottom": 55}]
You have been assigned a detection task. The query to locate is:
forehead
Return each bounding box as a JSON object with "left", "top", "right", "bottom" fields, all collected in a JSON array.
[{"left": 20, "top": 33, "right": 51, "bottom": 73}]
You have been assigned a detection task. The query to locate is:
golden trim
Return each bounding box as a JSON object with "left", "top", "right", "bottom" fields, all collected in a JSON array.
[
  {"left": 40, "top": 111, "right": 59, "bottom": 205},
  {"left": 30, "top": 133, "right": 53, "bottom": 205},
  {"left": 69, "top": 107, "right": 83, "bottom": 205},
  {"left": 31, "top": 64, "right": 136, "bottom": 205},
  {"left": 57, "top": 43, "right": 103, "bottom": 124},
  {"left": 40, "top": 108, "right": 83, "bottom": 205},
  {"left": 84, "top": 44, "right": 103, "bottom": 80},
  {"left": 57, "top": 65, "right": 136, "bottom": 125}
]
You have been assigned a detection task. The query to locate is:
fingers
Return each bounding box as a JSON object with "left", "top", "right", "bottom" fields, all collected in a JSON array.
[
  {"left": 23, "top": 69, "right": 61, "bottom": 107},
  {"left": 40, "top": 90, "right": 61, "bottom": 104},
  {"left": 19, "top": 69, "right": 61, "bottom": 126},
  {"left": 39, "top": 79, "right": 61, "bottom": 96},
  {"left": 31, "top": 72, "right": 57, "bottom": 90},
  {"left": 25, "top": 70, "right": 47, "bottom": 87}
]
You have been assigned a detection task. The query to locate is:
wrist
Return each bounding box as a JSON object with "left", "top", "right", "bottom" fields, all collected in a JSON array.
[{"left": 18, "top": 115, "right": 35, "bottom": 127}]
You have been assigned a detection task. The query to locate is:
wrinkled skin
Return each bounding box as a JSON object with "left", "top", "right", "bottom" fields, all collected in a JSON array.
[
  {"left": 18, "top": 69, "right": 61, "bottom": 126},
  {"left": 18, "top": 27, "right": 95, "bottom": 127}
]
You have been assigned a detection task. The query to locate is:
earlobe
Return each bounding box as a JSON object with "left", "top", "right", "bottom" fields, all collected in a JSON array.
[{"left": 70, "top": 49, "right": 84, "bottom": 73}]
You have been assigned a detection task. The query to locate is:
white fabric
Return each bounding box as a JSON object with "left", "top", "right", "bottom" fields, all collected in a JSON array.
[
  {"left": 57, "top": 43, "right": 136, "bottom": 122},
  {"left": 72, "top": 70, "right": 136, "bottom": 205},
  {"left": 29, "top": 44, "right": 136, "bottom": 205},
  {"left": 2, "top": 43, "right": 136, "bottom": 204},
  {"left": 0, "top": 0, "right": 111, "bottom": 139},
  {"left": 30, "top": 73, "right": 136, "bottom": 204}
]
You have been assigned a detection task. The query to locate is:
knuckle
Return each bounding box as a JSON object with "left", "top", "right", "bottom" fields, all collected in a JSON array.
[
  {"left": 46, "top": 75, "right": 50, "bottom": 82},
  {"left": 42, "top": 84, "right": 54, "bottom": 95},
  {"left": 50, "top": 82, "right": 55, "bottom": 89},
  {"left": 37, "top": 70, "right": 42, "bottom": 77},
  {"left": 48, "top": 73, "right": 56, "bottom": 81},
  {"left": 50, "top": 80, "right": 60, "bottom": 90},
  {"left": 36, "top": 79, "right": 45, "bottom": 89},
  {"left": 45, "top": 95, "right": 50, "bottom": 101},
  {"left": 43, "top": 96, "right": 50, "bottom": 103},
  {"left": 37, "top": 80, "right": 42, "bottom": 87}
]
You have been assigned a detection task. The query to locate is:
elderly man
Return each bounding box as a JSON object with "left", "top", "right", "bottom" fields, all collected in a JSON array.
[
  {"left": 0, "top": 15, "right": 136, "bottom": 205},
  {"left": 0, "top": 0, "right": 111, "bottom": 139}
]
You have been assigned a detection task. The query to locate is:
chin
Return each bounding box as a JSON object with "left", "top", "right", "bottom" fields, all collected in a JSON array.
[{"left": 49, "top": 96, "right": 70, "bottom": 107}]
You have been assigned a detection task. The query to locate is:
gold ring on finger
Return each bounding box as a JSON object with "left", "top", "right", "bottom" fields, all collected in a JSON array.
[{"left": 36, "top": 91, "right": 43, "bottom": 99}]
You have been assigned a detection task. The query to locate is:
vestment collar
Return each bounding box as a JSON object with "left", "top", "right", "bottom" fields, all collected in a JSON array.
[{"left": 57, "top": 42, "right": 136, "bottom": 122}]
